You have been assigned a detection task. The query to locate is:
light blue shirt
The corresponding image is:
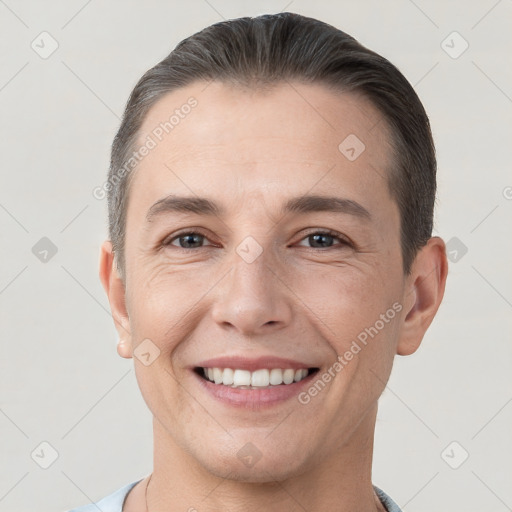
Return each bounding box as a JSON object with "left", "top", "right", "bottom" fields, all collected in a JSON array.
[{"left": 66, "top": 479, "right": 403, "bottom": 511}]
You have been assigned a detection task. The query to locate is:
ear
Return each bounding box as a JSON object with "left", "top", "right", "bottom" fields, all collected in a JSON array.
[
  {"left": 397, "top": 236, "right": 448, "bottom": 356},
  {"left": 99, "top": 240, "right": 132, "bottom": 359}
]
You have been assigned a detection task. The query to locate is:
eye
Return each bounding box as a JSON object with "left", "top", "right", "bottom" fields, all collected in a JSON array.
[
  {"left": 296, "top": 230, "right": 352, "bottom": 250},
  {"left": 162, "top": 229, "right": 352, "bottom": 251},
  {"left": 163, "top": 231, "right": 214, "bottom": 250}
]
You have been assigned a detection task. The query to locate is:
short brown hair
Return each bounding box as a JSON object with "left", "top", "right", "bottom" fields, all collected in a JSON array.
[{"left": 107, "top": 12, "right": 436, "bottom": 277}]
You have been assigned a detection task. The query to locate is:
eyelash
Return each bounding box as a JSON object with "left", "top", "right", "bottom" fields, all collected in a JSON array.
[{"left": 162, "top": 228, "right": 353, "bottom": 251}]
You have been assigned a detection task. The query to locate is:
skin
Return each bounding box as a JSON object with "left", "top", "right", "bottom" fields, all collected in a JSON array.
[{"left": 99, "top": 80, "right": 448, "bottom": 511}]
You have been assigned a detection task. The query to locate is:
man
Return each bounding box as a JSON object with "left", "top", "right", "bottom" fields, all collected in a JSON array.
[{"left": 70, "top": 11, "right": 447, "bottom": 512}]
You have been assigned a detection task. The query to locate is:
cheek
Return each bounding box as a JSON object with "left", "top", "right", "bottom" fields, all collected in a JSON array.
[
  {"left": 300, "top": 260, "right": 398, "bottom": 322},
  {"left": 297, "top": 262, "right": 403, "bottom": 368},
  {"left": 125, "top": 262, "right": 225, "bottom": 382},
  {"left": 128, "top": 261, "right": 196, "bottom": 327}
]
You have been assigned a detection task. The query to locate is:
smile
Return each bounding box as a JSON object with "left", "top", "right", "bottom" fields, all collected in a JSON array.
[{"left": 197, "top": 367, "right": 317, "bottom": 388}]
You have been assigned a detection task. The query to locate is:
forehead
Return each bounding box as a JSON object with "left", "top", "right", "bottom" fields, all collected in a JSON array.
[
  {"left": 138, "top": 80, "right": 391, "bottom": 158},
  {"left": 129, "top": 80, "right": 395, "bottom": 220}
]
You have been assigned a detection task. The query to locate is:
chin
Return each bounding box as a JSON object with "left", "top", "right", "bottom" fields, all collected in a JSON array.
[
  {"left": 205, "top": 461, "right": 302, "bottom": 484},
  {"left": 197, "top": 441, "right": 310, "bottom": 483}
]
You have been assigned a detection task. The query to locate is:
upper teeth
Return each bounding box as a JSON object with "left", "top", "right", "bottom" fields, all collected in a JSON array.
[{"left": 202, "top": 367, "right": 309, "bottom": 387}]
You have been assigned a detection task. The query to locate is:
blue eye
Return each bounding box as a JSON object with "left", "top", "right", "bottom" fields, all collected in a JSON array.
[
  {"left": 296, "top": 230, "right": 351, "bottom": 249},
  {"left": 303, "top": 233, "right": 337, "bottom": 248},
  {"left": 165, "top": 232, "right": 213, "bottom": 249},
  {"left": 163, "top": 229, "right": 351, "bottom": 251}
]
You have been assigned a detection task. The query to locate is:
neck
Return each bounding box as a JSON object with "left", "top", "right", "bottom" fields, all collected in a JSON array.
[{"left": 147, "top": 405, "right": 381, "bottom": 512}]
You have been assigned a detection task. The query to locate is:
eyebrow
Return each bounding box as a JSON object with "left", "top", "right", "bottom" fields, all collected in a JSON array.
[{"left": 146, "top": 194, "right": 371, "bottom": 222}]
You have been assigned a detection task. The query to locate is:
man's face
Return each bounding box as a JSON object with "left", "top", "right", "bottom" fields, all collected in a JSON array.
[{"left": 121, "top": 81, "right": 409, "bottom": 480}]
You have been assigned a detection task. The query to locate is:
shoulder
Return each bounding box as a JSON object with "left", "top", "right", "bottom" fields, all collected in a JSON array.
[
  {"left": 65, "top": 479, "right": 143, "bottom": 512},
  {"left": 373, "top": 485, "right": 403, "bottom": 512}
]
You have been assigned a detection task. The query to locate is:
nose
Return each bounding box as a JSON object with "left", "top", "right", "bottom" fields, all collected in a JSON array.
[{"left": 210, "top": 247, "right": 293, "bottom": 336}]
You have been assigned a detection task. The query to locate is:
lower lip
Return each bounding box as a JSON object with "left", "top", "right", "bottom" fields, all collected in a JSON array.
[{"left": 193, "top": 370, "right": 318, "bottom": 409}]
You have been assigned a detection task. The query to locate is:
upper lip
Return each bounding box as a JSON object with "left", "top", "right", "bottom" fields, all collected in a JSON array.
[{"left": 194, "top": 356, "right": 318, "bottom": 372}]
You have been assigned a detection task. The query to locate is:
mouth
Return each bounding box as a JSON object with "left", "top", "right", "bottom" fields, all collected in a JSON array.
[
  {"left": 192, "top": 365, "right": 321, "bottom": 409},
  {"left": 194, "top": 366, "right": 319, "bottom": 389},
  {"left": 191, "top": 355, "right": 322, "bottom": 408}
]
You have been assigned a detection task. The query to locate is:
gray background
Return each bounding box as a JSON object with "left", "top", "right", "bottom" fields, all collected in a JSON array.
[{"left": 1, "top": 1, "right": 511, "bottom": 511}]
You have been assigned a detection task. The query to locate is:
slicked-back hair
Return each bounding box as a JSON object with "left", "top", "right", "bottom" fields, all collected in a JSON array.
[{"left": 107, "top": 12, "right": 436, "bottom": 278}]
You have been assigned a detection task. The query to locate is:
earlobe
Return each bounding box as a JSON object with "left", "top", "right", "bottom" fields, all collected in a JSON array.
[
  {"left": 117, "top": 338, "right": 133, "bottom": 359},
  {"left": 99, "top": 241, "right": 132, "bottom": 357},
  {"left": 397, "top": 237, "right": 448, "bottom": 356}
]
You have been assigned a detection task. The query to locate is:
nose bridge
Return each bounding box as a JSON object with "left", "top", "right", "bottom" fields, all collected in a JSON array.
[
  {"left": 233, "top": 236, "right": 274, "bottom": 295},
  {"left": 211, "top": 234, "right": 292, "bottom": 335}
]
